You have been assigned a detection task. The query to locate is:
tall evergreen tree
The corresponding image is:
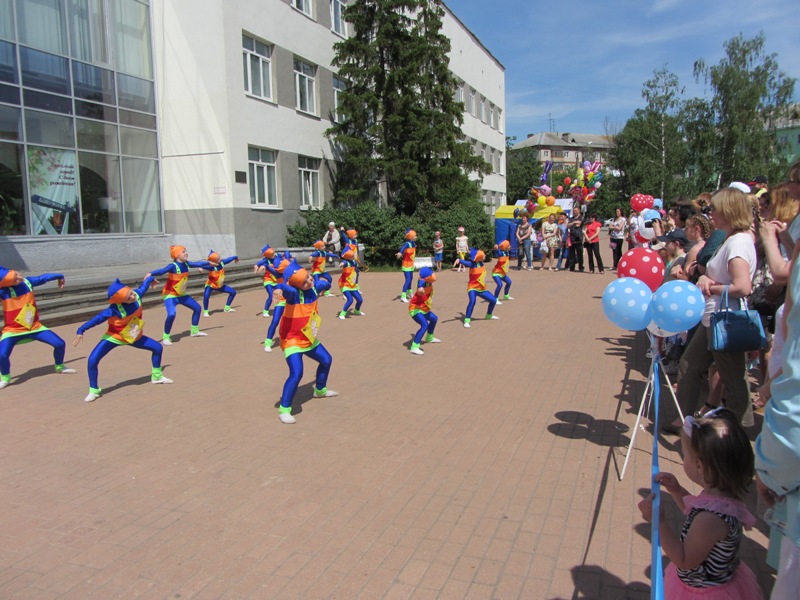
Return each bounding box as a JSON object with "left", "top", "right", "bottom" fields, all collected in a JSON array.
[{"left": 327, "top": 0, "right": 489, "bottom": 215}]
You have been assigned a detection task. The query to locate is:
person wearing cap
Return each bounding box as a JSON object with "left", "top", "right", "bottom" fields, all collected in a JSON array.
[
  {"left": 323, "top": 222, "right": 340, "bottom": 261},
  {"left": 73, "top": 276, "right": 172, "bottom": 402},
  {"left": 656, "top": 230, "right": 688, "bottom": 283},
  {"left": 0, "top": 267, "right": 77, "bottom": 389},
  {"left": 408, "top": 267, "right": 441, "bottom": 355},
  {"left": 340, "top": 227, "right": 364, "bottom": 282},
  {"left": 748, "top": 175, "right": 768, "bottom": 197},
  {"left": 308, "top": 241, "right": 339, "bottom": 296},
  {"left": 432, "top": 231, "right": 444, "bottom": 272},
  {"left": 455, "top": 226, "right": 469, "bottom": 272},
  {"left": 146, "top": 246, "right": 212, "bottom": 345},
  {"left": 272, "top": 262, "right": 337, "bottom": 424},
  {"left": 454, "top": 248, "right": 498, "bottom": 328},
  {"left": 396, "top": 229, "right": 417, "bottom": 302},
  {"left": 337, "top": 248, "right": 365, "bottom": 319},
  {"left": 491, "top": 240, "right": 513, "bottom": 303},
  {"left": 260, "top": 253, "right": 293, "bottom": 352},
  {"left": 199, "top": 250, "right": 239, "bottom": 317},
  {"left": 255, "top": 244, "right": 278, "bottom": 317}
]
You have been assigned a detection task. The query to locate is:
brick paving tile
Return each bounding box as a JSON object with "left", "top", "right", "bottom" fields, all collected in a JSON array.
[{"left": 0, "top": 249, "right": 775, "bottom": 598}]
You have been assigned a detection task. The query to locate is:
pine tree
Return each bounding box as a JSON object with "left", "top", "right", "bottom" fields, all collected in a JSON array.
[{"left": 327, "top": 0, "right": 489, "bottom": 215}]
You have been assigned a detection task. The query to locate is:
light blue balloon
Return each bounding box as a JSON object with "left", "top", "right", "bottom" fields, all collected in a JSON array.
[
  {"left": 602, "top": 278, "right": 653, "bottom": 331},
  {"left": 651, "top": 281, "right": 704, "bottom": 333},
  {"left": 652, "top": 198, "right": 663, "bottom": 209},
  {"left": 643, "top": 209, "right": 660, "bottom": 221}
]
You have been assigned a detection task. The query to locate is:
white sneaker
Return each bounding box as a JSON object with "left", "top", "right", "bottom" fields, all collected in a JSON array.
[
  {"left": 313, "top": 389, "right": 339, "bottom": 398},
  {"left": 279, "top": 412, "right": 296, "bottom": 424},
  {"left": 354, "top": 310, "right": 366, "bottom": 316},
  {"left": 400, "top": 297, "right": 409, "bottom": 303},
  {"left": 426, "top": 337, "right": 441, "bottom": 343},
  {"left": 151, "top": 376, "right": 173, "bottom": 385},
  {"left": 162, "top": 338, "right": 172, "bottom": 346},
  {"left": 463, "top": 322, "right": 471, "bottom": 328},
  {"left": 495, "top": 300, "right": 502, "bottom": 305},
  {"left": 264, "top": 343, "right": 272, "bottom": 353},
  {"left": 262, "top": 311, "right": 270, "bottom": 318},
  {"left": 410, "top": 347, "right": 424, "bottom": 355},
  {"left": 487, "top": 315, "right": 499, "bottom": 320},
  {"left": 505, "top": 296, "right": 514, "bottom": 300},
  {"left": 0, "top": 380, "right": 8, "bottom": 389},
  {"left": 84, "top": 392, "right": 100, "bottom": 402},
  {"left": 203, "top": 311, "right": 210, "bottom": 318},
  {"left": 191, "top": 331, "right": 208, "bottom": 337},
  {"left": 338, "top": 313, "right": 346, "bottom": 320},
  {"left": 58, "top": 368, "right": 77, "bottom": 374},
  {"left": 224, "top": 307, "right": 236, "bottom": 313}
]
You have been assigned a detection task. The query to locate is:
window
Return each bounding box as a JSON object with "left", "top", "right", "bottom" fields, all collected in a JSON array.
[
  {"left": 69, "top": 0, "right": 110, "bottom": 65},
  {"left": 331, "top": 0, "right": 346, "bottom": 37},
  {"left": 468, "top": 88, "right": 475, "bottom": 116},
  {"left": 242, "top": 34, "right": 272, "bottom": 100},
  {"left": 542, "top": 150, "right": 549, "bottom": 157},
  {"left": 498, "top": 108, "right": 503, "bottom": 133},
  {"left": 454, "top": 81, "right": 463, "bottom": 104},
  {"left": 294, "top": 59, "right": 316, "bottom": 114},
  {"left": 299, "top": 155, "right": 320, "bottom": 208},
  {"left": 489, "top": 148, "right": 495, "bottom": 173},
  {"left": 292, "top": 0, "right": 312, "bottom": 17},
  {"left": 333, "top": 76, "right": 346, "bottom": 123},
  {"left": 478, "top": 97, "right": 485, "bottom": 122},
  {"left": 496, "top": 150, "right": 502, "bottom": 174},
  {"left": 248, "top": 146, "right": 278, "bottom": 207},
  {"left": 489, "top": 104, "right": 495, "bottom": 129}
]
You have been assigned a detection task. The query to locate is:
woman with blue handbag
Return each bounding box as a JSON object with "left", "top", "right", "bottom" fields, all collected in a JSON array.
[{"left": 662, "top": 187, "right": 758, "bottom": 434}]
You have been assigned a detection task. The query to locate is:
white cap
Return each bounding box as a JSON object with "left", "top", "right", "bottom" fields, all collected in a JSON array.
[
  {"left": 728, "top": 182, "right": 751, "bottom": 194},
  {"left": 328, "top": 221, "right": 336, "bottom": 226}
]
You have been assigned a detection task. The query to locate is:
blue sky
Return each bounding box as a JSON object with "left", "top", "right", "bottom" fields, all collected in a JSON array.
[{"left": 450, "top": 0, "right": 800, "bottom": 142}]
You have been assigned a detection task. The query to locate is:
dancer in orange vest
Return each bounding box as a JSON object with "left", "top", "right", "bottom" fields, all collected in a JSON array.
[
  {"left": 453, "top": 248, "right": 498, "bottom": 328},
  {"left": 491, "top": 241, "right": 514, "bottom": 304},
  {"left": 200, "top": 250, "right": 239, "bottom": 317},
  {"left": 408, "top": 267, "right": 440, "bottom": 355},
  {"left": 338, "top": 248, "right": 365, "bottom": 319},
  {"left": 0, "top": 267, "right": 77, "bottom": 388},
  {"left": 396, "top": 229, "right": 417, "bottom": 302}
]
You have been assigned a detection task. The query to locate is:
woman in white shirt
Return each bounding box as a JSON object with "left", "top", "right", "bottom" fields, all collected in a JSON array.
[
  {"left": 663, "top": 188, "right": 757, "bottom": 433},
  {"left": 609, "top": 208, "right": 627, "bottom": 269}
]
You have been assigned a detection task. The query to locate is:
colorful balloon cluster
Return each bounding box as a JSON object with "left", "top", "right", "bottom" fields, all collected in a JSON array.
[
  {"left": 602, "top": 278, "right": 704, "bottom": 334},
  {"left": 617, "top": 248, "right": 665, "bottom": 292},
  {"left": 565, "top": 161, "right": 603, "bottom": 205}
]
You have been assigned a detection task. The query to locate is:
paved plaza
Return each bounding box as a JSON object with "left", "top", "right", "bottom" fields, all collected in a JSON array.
[{"left": 0, "top": 251, "right": 774, "bottom": 599}]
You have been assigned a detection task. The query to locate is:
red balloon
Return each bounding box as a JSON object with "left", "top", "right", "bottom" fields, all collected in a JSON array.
[
  {"left": 617, "top": 248, "right": 665, "bottom": 292},
  {"left": 564, "top": 177, "right": 572, "bottom": 186},
  {"left": 557, "top": 185, "right": 564, "bottom": 194},
  {"left": 630, "top": 193, "right": 653, "bottom": 213}
]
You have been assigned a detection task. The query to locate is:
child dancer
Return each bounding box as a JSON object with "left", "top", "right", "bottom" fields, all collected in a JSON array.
[
  {"left": 0, "top": 267, "right": 76, "bottom": 388},
  {"left": 200, "top": 250, "right": 239, "bottom": 317},
  {"left": 73, "top": 277, "right": 172, "bottom": 402},
  {"left": 408, "top": 267, "right": 440, "bottom": 356},
  {"left": 146, "top": 245, "right": 210, "bottom": 345},
  {"left": 454, "top": 248, "right": 498, "bottom": 328},
  {"left": 338, "top": 248, "right": 364, "bottom": 319},
  {"left": 432, "top": 231, "right": 444, "bottom": 272},
  {"left": 256, "top": 244, "right": 277, "bottom": 317},
  {"left": 262, "top": 255, "right": 292, "bottom": 353},
  {"left": 454, "top": 226, "right": 468, "bottom": 272},
  {"left": 638, "top": 408, "right": 763, "bottom": 599},
  {"left": 492, "top": 240, "right": 514, "bottom": 304},
  {"left": 396, "top": 228, "right": 417, "bottom": 302},
  {"left": 273, "top": 262, "right": 337, "bottom": 424},
  {"left": 308, "top": 241, "right": 338, "bottom": 296}
]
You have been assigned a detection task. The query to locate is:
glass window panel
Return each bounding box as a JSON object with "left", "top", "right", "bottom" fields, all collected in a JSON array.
[
  {"left": 0, "top": 40, "right": 16, "bottom": 83},
  {"left": 0, "top": 105, "right": 21, "bottom": 140},
  {"left": 27, "top": 146, "right": 81, "bottom": 235},
  {"left": 78, "top": 151, "right": 122, "bottom": 233},
  {"left": 118, "top": 109, "right": 155, "bottom": 129},
  {"left": 68, "top": 0, "right": 110, "bottom": 64},
  {"left": 249, "top": 54, "right": 261, "bottom": 96},
  {"left": 75, "top": 99, "right": 117, "bottom": 122},
  {"left": 17, "top": 0, "right": 67, "bottom": 55},
  {"left": 0, "top": 141, "right": 27, "bottom": 234},
  {"left": 76, "top": 118, "right": 118, "bottom": 153},
  {"left": 121, "top": 157, "right": 161, "bottom": 232},
  {"left": 242, "top": 34, "right": 254, "bottom": 52},
  {"left": 0, "top": 83, "right": 20, "bottom": 105},
  {"left": 20, "top": 47, "right": 70, "bottom": 94},
  {"left": 23, "top": 89, "right": 73, "bottom": 115},
  {"left": 24, "top": 109, "right": 74, "bottom": 146},
  {"left": 73, "top": 62, "right": 115, "bottom": 104},
  {"left": 110, "top": 0, "right": 153, "bottom": 80},
  {"left": 117, "top": 73, "right": 154, "bottom": 113},
  {"left": 0, "top": 0, "right": 14, "bottom": 41},
  {"left": 248, "top": 146, "right": 259, "bottom": 161},
  {"left": 119, "top": 125, "right": 156, "bottom": 157}
]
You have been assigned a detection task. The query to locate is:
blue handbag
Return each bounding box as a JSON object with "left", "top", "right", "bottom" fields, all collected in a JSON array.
[{"left": 708, "top": 286, "right": 767, "bottom": 352}]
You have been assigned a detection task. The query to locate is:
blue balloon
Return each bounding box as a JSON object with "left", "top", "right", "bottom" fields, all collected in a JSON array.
[
  {"left": 651, "top": 281, "right": 704, "bottom": 333},
  {"left": 602, "top": 278, "right": 653, "bottom": 331},
  {"left": 652, "top": 198, "right": 663, "bottom": 209},
  {"left": 643, "top": 209, "right": 660, "bottom": 221}
]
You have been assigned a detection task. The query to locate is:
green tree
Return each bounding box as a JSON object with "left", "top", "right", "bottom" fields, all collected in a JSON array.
[
  {"left": 505, "top": 136, "right": 542, "bottom": 202},
  {"left": 327, "top": 0, "right": 489, "bottom": 215},
  {"left": 692, "top": 33, "right": 796, "bottom": 186}
]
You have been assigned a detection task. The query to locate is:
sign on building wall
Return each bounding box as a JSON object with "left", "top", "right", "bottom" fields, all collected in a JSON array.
[{"left": 27, "top": 147, "right": 79, "bottom": 235}]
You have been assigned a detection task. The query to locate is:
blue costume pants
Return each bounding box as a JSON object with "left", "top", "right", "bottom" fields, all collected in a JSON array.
[
  {"left": 313, "top": 272, "right": 332, "bottom": 288},
  {"left": 86, "top": 336, "right": 162, "bottom": 389},
  {"left": 466, "top": 290, "right": 496, "bottom": 319},
  {"left": 0, "top": 330, "right": 66, "bottom": 375},
  {"left": 266, "top": 304, "right": 285, "bottom": 341},
  {"left": 401, "top": 271, "right": 413, "bottom": 296},
  {"left": 342, "top": 290, "right": 363, "bottom": 312},
  {"left": 412, "top": 312, "right": 438, "bottom": 344},
  {"left": 163, "top": 296, "right": 202, "bottom": 334},
  {"left": 263, "top": 283, "right": 276, "bottom": 312},
  {"left": 203, "top": 285, "right": 236, "bottom": 311},
  {"left": 280, "top": 343, "right": 332, "bottom": 408},
  {"left": 492, "top": 275, "right": 512, "bottom": 298}
]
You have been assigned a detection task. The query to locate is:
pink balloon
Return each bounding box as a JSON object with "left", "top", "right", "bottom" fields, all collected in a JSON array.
[{"left": 617, "top": 248, "right": 665, "bottom": 292}]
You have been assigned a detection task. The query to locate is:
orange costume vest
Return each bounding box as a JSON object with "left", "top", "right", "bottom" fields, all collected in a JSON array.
[
  {"left": 408, "top": 284, "right": 433, "bottom": 315},
  {"left": 1, "top": 279, "right": 43, "bottom": 337},
  {"left": 467, "top": 265, "right": 486, "bottom": 292},
  {"left": 311, "top": 255, "right": 326, "bottom": 275},
  {"left": 401, "top": 243, "right": 416, "bottom": 271},
  {"left": 279, "top": 292, "right": 320, "bottom": 355},
  {"left": 105, "top": 299, "right": 145, "bottom": 345},
  {"left": 162, "top": 262, "right": 189, "bottom": 297},
  {"left": 492, "top": 255, "right": 509, "bottom": 277},
  {"left": 205, "top": 267, "right": 225, "bottom": 289},
  {"left": 338, "top": 264, "right": 358, "bottom": 291}
]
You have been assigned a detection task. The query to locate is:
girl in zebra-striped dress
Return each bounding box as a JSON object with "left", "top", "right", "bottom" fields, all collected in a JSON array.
[{"left": 639, "top": 408, "right": 764, "bottom": 599}]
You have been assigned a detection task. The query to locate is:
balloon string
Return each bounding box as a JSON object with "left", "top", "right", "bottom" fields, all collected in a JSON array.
[{"left": 651, "top": 346, "right": 664, "bottom": 599}]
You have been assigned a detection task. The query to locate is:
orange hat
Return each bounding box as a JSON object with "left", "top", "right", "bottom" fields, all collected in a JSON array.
[
  {"left": 170, "top": 245, "right": 186, "bottom": 259},
  {"left": 0, "top": 267, "right": 18, "bottom": 288},
  {"left": 276, "top": 259, "right": 291, "bottom": 274},
  {"left": 341, "top": 249, "right": 354, "bottom": 260},
  {"left": 287, "top": 267, "right": 310, "bottom": 288},
  {"left": 107, "top": 279, "right": 132, "bottom": 304},
  {"left": 207, "top": 250, "right": 220, "bottom": 264},
  {"left": 261, "top": 244, "right": 275, "bottom": 259},
  {"left": 405, "top": 229, "right": 417, "bottom": 240},
  {"left": 313, "top": 240, "right": 325, "bottom": 250},
  {"left": 499, "top": 240, "right": 510, "bottom": 251},
  {"left": 346, "top": 229, "right": 357, "bottom": 239}
]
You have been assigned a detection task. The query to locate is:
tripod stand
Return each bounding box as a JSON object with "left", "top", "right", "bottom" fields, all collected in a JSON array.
[{"left": 619, "top": 332, "right": 684, "bottom": 481}]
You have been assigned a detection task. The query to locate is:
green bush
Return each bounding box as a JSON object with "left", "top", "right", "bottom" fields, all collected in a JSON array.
[{"left": 286, "top": 200, "right": 494, "bottom": 267}]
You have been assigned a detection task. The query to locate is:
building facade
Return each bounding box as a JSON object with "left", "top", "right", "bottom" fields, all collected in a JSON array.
[
  {"left": 0, "top": 0, "right": 505, "bottom": 271},
  {"left": 511, "top": 132, "right": 611, "bottom": 174}
]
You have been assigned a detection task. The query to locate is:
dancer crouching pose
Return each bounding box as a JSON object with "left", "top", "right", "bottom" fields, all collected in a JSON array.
[
  {"left": 492, "top": 240, "right": 513, "bottom": 303},
  {"left": 200, "top": 250, "right": 239, "bottom": 316},
  {"left": 408, "top": 267, "right": 440, "bottom": 355},
  {"left": 454, "top": 248, "right": 498, "bottom": 328},
  {"left": 309, "top": 241, "right": 338, "bottom": 296},
  {"left": 338, "top": 248, "right": 365, "bottom": 319},
  {"left": 396, "top": 228, "right": 417, "bottom": 302}
]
